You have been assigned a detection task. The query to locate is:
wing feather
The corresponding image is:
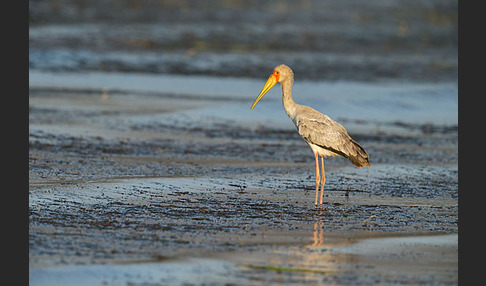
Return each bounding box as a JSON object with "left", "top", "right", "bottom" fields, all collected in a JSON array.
[{"left": 294, "top": 106, "right": 370, "bottom": 167}]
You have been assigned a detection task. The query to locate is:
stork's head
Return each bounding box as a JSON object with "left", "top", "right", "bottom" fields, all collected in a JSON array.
[{"left": 251, "top": 64, "right": 294, "bottom": 110}]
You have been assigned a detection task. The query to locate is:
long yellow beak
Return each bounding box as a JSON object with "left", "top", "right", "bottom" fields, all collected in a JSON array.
[{"left": 251, "top": 75, "right": 278, "bottom": 110}]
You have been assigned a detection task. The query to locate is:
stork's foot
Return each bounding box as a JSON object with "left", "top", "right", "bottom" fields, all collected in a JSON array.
[
  {"left": 314, "top": 203, "right": 325, "bottom": 208},
  {"left": 313, "top": 203, "right": 327, "bottom": 212}
]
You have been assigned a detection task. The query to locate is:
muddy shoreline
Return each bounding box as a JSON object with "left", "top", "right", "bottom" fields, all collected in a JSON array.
[{"left": 29, "top": 73, "right": 457, "bottom": 284}]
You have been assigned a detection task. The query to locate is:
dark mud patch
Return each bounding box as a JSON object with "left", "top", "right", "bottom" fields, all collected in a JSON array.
[{"left": 30, "top": 177, "right": 457, "bottom": 266}]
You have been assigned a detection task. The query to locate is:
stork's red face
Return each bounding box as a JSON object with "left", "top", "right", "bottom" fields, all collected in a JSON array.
[
  {"left": 251, "top": 69, "right": 280, "bottom": 110},
  {"left": 272, "top": 70, "right": 280, "bottom": 82}
]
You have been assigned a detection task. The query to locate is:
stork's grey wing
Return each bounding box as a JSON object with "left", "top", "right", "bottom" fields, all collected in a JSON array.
[
  {"left": 296, "top": 116, "right": 351, "bottom": 157},
  {"left": 295, "top": 108, "right": 370, "bottom": 167}
]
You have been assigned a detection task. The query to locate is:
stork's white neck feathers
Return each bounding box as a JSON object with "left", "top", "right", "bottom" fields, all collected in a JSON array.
[{"left": 280, "top": 73, "right": 298, "bottom": 121}]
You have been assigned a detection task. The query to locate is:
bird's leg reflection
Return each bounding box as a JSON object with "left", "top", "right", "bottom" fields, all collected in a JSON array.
[{"left": 310, "top": 217, "right": 325, "bottom": 247}]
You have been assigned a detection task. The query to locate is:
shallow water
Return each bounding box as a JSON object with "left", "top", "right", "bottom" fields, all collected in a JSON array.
[
  {"left": 29, "top": 70, "right": 457, "bottom": 132},
  {"left": 30, "top": 233, "right": 457, "bottom": 286},
  {"left": 29, "top": 0, "right": 457, "bottom": 82}
]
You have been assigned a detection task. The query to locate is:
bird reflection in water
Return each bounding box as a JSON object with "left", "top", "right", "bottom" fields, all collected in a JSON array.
[{"left": 310, "top": 215, "right": 325, "bottom": 248}]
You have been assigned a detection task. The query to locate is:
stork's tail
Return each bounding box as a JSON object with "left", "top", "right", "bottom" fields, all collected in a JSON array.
[{"left": 346, "top": 141, "right": 370, "bottom": 167}]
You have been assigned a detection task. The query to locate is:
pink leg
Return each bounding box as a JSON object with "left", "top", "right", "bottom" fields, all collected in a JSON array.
[
  {"left": 319, "top": 156, "right": 326, "bottom": 206},
  {"left": 314, "top": 152, "right": 320, "bottom": 206}
]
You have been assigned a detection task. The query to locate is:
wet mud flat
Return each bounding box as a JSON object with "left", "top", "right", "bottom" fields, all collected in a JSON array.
[{"left": 29, "top": 73, "right": 457, "bottom": 285}]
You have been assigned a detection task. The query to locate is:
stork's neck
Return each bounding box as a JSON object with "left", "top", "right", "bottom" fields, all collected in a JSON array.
[{"left": 281, "top": 79, "right": 298, "bottom": 120}]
